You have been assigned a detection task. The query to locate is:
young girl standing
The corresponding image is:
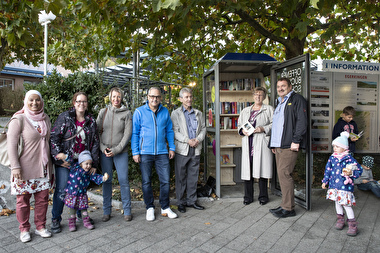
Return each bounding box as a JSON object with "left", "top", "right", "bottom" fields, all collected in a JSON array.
[
  {"left": 57, "top": 150, "right": 108, "bottom": 231},
  {"left": 322, "top": 132, "right": 362, "bottom": 236}
]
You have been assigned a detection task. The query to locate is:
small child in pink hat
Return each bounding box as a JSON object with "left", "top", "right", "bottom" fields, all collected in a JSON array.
[{"left": 321, "top": 132, "right": 363, "bottom": 236}]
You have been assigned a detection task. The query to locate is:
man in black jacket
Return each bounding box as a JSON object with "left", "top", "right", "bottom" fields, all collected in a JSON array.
[{"left": 269, "top": 77, "right": 307, "bottom": 218}]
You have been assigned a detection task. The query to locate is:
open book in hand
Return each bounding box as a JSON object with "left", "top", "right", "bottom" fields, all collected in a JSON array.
[
  {"left": 349, "top": 131, "right": 363, "bottom": 139},
  {"left": 242, "top": 121, "right": 255, "bottom": 135}
]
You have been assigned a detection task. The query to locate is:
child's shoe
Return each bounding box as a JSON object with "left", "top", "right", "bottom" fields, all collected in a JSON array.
[
  {"left": 347, "top": 218, "right": 358, "bottom": 236},
  {"left": 83, "top": 216, "right": 94, "bottom": 230},
  {"left": 68, "top": 217, "right": 77, "bottom": 232},
  {"left": 334, "top": 214, "right": 345, "bottom": 230}
]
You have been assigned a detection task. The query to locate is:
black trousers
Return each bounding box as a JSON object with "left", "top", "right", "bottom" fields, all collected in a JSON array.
[{"left": 244, "top": 177, "right": 269, "bottom": 203}]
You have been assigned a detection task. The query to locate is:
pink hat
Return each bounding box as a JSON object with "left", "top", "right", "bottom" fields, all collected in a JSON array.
[{"left": 332, "top": 132, "right": 349, "bottom": 150}]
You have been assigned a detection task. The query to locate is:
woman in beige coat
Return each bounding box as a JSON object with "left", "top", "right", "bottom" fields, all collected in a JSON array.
[
  {"left": 238, "top": 87, "right": 274, "bottom": 205},
  {"left": 8, "top": 90, "right": 53, "bottom": 242}
]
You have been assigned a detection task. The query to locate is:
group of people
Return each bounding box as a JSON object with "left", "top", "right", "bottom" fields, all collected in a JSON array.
[
  {"left": 238, "top": 77, "right": 308, "bottom": 220},
  {"left": 238, "top": 78, "right": 378, "bottom": 237},
  {"left": 7, "top": 78, "right": 379, "bottom": 242},
  {"left": 8, "top": 86, "right": 206, "bottom": 243}
]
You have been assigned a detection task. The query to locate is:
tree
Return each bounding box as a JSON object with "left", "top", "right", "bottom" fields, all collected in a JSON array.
[
  {"left": 2, "top": 1, "right": 380, "bottom": 84},
  {"left": 46, "top": 1, "right": 380, "bottom": 85},
  {"left": 146, "top": 0, "right": 380, "bottom": 63},
  {"left": 0, "top": 0, "right": 66, "bottom": 71}
]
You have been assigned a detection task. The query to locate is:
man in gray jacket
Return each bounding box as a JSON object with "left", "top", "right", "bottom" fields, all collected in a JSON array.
[{"left": 171, "top": 88, "right": 206, "bottom": 213}]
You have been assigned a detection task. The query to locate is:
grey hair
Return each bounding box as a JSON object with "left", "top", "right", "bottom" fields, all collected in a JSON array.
[
  {"left": 148, "top": 87, "right": 161, "bottom": 95},
  {"left": 179, "top": 87, "right": 192, "bottom": 98}
]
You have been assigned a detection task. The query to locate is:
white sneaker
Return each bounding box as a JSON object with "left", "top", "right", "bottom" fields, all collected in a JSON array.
[
  {"left": 161, "top": 207, "right": 178, "bottom": 219},
  {"left": 20, "top": 231, "right": 31, "bottom": 243},
  {"left": 146, "top": 207, "right": 155, "bottom": 221},
  {"left": 35, "top": 228, "right": 52, "bottom": 238}
]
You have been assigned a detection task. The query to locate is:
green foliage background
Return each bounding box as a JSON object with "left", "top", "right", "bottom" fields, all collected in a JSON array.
[{"left": 24, "top": 70, "right": 107, "bottom": 123}]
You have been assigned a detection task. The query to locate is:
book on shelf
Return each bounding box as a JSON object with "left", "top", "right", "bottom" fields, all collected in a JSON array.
[
  {"left": 242, "top": 121, "right": 255, "bottom": 135},
  {"left": 220, "top": 154, "right": 231, "bottom": 165},
  {"left": 221, "top": 102, "right": 254, "bottom": 115},
  {"left": 220, "top": 116, "right": 238, "bottom": 129},
  {"left": 349, "top": 131, "right": 363, "bottom": 139},
  {"left": 223, "top": 117, "right": 229, "bottom": 129},
  {"left": 220, "top": 78, "right": 255, "bottom": 91}
]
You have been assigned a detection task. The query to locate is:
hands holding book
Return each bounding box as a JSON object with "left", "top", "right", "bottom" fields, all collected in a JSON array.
[
  {"left": 242, "top": 123, "right": 264, "bottom": 136},
  {"left": 349, "top": 131, "right": 363, "bottom": 142}
]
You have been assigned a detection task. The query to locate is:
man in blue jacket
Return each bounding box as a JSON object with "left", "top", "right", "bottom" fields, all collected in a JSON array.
[
  {"left": 131, "top": 87, "right": 177, "bottom": 221},
  {"left": 269, "top": 78, "right": 308, "bottom": 218}
]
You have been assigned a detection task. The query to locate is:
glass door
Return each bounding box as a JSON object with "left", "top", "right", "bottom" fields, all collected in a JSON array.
[{"left": 270, "top": 54, "right": 312, "bottom": 210}]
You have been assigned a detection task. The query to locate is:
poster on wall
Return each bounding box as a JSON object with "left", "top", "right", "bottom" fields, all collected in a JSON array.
[
  {"left": 310, "top": 71, "right": 332, "bottom": 152},
  {"left": 332, "top": 72, "right": 378, "bottom": 152}
]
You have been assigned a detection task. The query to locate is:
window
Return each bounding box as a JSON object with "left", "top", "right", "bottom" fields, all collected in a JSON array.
[{"left": 0, "top": 78, "right": 14, "bottom": 89}]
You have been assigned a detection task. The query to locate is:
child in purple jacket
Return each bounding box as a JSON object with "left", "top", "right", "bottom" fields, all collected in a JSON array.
[
  {"left": 57, "top": 150, "right": 108, "bottom": 231},
  {"left": 322, "top": 132, "right": 362, "bottom": 236}
]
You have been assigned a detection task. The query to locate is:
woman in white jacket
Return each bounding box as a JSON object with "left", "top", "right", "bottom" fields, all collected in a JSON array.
[{"left": 238, "top": 87, "right": 274, "bottom": 205}]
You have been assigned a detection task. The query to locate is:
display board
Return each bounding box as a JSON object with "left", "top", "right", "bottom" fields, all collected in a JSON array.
[
  {"left": 332, "top": 72, "right": 378, "bottom": 152},
  {"left": 310, "top": 71, "right": 332, "bottom": 152},
  {"left": 312, "top": 60, "right": 380, "bottom": 153}
]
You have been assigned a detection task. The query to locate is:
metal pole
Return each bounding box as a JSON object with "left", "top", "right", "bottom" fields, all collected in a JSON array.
[{"left": 44, "top": 23, "right": 48, "bottom": 76}]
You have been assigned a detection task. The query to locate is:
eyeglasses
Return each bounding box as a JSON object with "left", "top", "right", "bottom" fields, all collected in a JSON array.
[
  {"left": 75, "top": 101, "right": 88, "bottom": 104},
  {"left": 148, "top": 95, "right": 161, "bottom": 100}
]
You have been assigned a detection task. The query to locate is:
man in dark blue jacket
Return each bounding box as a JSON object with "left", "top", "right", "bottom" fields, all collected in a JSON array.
[
  {"left": 269, "top": 77, "right": 307, "bottom": 218},
  {"left": 131, "top": 87, "right": 177, "bottom": 221}
]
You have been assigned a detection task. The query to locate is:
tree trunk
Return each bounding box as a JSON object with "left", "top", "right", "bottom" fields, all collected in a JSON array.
[{"left": 285, "top": 38, "right": 305, "bottom": 60}]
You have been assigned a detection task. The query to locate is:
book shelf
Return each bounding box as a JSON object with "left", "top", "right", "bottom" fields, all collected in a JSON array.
[{"left": 203, "top": 53, "right": 277, "bottom": 197}]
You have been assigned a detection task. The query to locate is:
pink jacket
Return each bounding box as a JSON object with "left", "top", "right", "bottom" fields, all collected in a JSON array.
[{"left": 7, "top": 114, "right": 53, "bottom": 181}]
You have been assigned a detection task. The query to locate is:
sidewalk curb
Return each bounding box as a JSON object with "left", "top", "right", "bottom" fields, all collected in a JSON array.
[{"left": 87, "top": 191, "right": 217, "bottom": 210}]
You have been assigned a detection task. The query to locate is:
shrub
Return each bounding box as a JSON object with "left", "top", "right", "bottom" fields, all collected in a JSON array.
[
  {"left": 24, "top": 70, "right": 107, "bottom": 123},
  {"left": 0, "top": 87, "right": 24, "bottom": 116}
]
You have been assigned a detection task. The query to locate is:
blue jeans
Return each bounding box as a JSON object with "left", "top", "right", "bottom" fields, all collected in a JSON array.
[
  {"left": 101, "top": 152, "right": 131, "bottom": 216},
  {"left": 52, "top": 166, "right": 85, "bottom": 221},
  {"left": 51, "top": 165, "right": 73, "bottom": 221},
  {"left": 140, "top": 154, "right": 171, "bottom": 210},
  {"left": 357, "top": 181, "right": 380, "bottom": 198}
]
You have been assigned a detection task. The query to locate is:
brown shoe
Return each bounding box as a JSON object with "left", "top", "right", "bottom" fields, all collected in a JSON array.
[
  {"left": 102, "top": 215, "right": 111, "bottom": 222},
  {"left": 124, "top": 215, "right": 132, "bottom": 222}
]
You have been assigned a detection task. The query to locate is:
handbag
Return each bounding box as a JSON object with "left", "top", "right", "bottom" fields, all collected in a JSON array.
[
  {"left": 99, "top": 107, "right": 108, "bottom": 135},
  {"left": 63, "top": 126, "right": 84, "bottom": 142},
  {"left": 0, "top": 117, "right": 24, "bottom": 167}
]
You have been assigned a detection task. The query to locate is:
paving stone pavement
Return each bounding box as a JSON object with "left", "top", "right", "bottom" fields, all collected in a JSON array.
[{"left": 0, "top": 188, "right": 379, "bottom": 253}]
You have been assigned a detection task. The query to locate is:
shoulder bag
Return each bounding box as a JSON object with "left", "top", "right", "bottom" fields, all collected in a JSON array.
[
  {"left": 99, "top": 107, "right": 108, "bottom": 135},
  {"left": 0, "top": 117, "right": 24, "bottom": 167}
]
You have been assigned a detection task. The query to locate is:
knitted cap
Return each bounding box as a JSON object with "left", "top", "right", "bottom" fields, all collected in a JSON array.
[
  {"left": 362, "top": 155, "right": 374, "bottom": 168},
  {"left": 332, "top": 131, "right": 349, "bottom": 150},
  {"left": 78, "top": 150, "right": 92, "bottom": 164}
]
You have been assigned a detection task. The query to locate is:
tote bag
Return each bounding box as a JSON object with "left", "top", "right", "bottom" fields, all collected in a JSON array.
[{"left": 0, "top": 117, "right": 23, "bottom": 167}]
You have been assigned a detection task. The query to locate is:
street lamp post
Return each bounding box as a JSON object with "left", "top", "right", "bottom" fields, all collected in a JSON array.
[{"left": 38, "top": 10, "right": 56, "bottom": 76}]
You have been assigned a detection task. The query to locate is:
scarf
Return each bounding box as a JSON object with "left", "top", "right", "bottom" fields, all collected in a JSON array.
[
  {"left": 14, "top": 90, "right": 49, "bottom": 166},
  {"left": 332, "top": 150, "right": 349, "bottom": 161}
]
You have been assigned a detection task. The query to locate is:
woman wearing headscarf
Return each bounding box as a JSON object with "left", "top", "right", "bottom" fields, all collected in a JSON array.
[{"left": 8, "top": 90, "right": 53, "bottom": 242}]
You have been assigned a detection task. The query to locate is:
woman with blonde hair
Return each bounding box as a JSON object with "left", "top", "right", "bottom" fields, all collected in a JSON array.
[{"left": 97, "top": 87, "right": 133, "bottom": 222}]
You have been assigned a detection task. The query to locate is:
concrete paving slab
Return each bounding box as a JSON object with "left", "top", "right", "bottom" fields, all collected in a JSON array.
[{"left": 0, "top": 185, "right": 379, "bottom": 252}]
